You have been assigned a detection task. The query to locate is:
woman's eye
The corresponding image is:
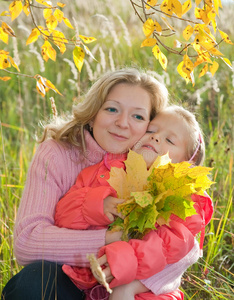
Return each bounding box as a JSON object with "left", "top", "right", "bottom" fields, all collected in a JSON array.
[
  {"left": 134, "top": 114, "right": 144, "bottom": 120},
  {"left": 106, "top": 107, "right": 117, "bottom": 113}
]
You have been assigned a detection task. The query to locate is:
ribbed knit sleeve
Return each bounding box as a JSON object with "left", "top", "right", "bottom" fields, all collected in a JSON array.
[
  {"left": 140, "top": 239, "right": 200, "bottom": 295},
  {"left": 14, "top": 139, "right": 106, "bottom": 267}
]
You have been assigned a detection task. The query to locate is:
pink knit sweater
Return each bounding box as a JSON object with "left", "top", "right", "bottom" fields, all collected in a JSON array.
[{"left": 13, "top": 130, "right": 200, "bottom": 295}]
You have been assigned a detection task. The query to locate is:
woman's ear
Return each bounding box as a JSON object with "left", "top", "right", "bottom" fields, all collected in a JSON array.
[{"left": 89, "top": 120, "right": 94, "bottom": 131}]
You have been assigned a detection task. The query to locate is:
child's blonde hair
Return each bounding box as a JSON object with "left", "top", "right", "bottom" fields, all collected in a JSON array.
[
  {"left": 40, "top": 68, "right": 169, "bottom": 151},
  {"left": 166, "top": 105, "right": 205, "bottom": 166}
]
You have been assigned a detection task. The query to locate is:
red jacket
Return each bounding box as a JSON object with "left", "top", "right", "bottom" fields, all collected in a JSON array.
[{"left": 55, "top": 153, "right": 213, "bottom": 288}]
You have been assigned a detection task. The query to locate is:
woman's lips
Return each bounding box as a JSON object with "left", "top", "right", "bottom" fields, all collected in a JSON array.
[{"left": 109, "top": 132, "right": 128, "bottom": 141}]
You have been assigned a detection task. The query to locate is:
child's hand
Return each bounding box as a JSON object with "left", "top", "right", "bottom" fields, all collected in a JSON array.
[
  {"left": 109, "top": 280, "right": 149, "bottom": 300},
  {"left": 105, "top": 230, "right": 123, "bottom": 244},
  {"left": 109, "top": 284, "right": 135, "bottom": 300},
  {"left": 97, "top": 254, "right": 114, "bottom": 283},
  {"left": 103, "top": 196, "right": 125, "bottom": 222}
]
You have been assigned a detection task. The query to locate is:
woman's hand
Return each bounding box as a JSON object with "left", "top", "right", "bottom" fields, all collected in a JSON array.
[{"left": 103, "top": 196, "right": 125, "bottom": 222}]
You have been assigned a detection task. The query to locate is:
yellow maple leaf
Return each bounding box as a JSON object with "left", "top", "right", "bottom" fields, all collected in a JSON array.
[
  {"left": 9, "top": 1, "right": 23, "bottom": 21},
  {"left": 108, "top": 151, "right": 213, "bottom": 240},
  {"left": 73, "top": 46, "right": 85, "bottom": 72},
  {"left": 143, "top": 18, "right": 162, "bottom": 38}
]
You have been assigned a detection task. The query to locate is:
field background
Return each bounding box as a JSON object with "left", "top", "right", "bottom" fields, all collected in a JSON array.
[{"left": 0, "top": 0, "right": 233, "bottom": 298}]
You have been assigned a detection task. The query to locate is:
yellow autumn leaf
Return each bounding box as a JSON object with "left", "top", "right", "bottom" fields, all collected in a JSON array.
[
  {"left": 161, "top": 17, "right": 176, "bottom": 32},
  {"left": 177, "top": 60, "right": 194, "bottom": 85},
  {"left": 146, "top": 0, "right": 157, "bottom": 10},
  {"left": 108, "top": 151, "right": 213, "bottom": 240},
  {"left": 2, "top": 22, "right": 16, "bottom": 37},
  {"left": 46, "top": 15, "right": 58, "bottom": 31},
  {"left": 8, "top": 56, "right": 20, "bottom": 71},
  {"left": 195, "top": 0, "right": 202, "bottom": 5},
  {"left": 79, "top": 35, "right": 97, "bottom": 44},
  {"left": 9, "top": 0, "right": 23, "bottom": 21},
  {"left": 208, "top": 47, "right": 224, "bottom": 56},
  {"left": 41, "top": 40, "right": 56, "bottom": 61},
  {"left": 220, "top": 57, "right": 232, "bottom": 69},
  {"left": 0, "top": 76, "right": 11, "bottom": 81},
  {"left": 0, "top": 28, "right": 9, "bottom": 44},
  {"left": 63, "top": 17, "right": 74, "bottom": 29},
  {"left": 219, "top": 30, "right": 233, "bottom": 45},
  {"left": 35, "top": 0, "right": 52, "bottom": 7},
  {"left": 210, "top": 61, "right": 219, "bottom": 76},
  {"left": 1, "top": 11, "right": 11, "bottom": 17},
  {"left": 171, "top": 0, "right": 182, "bottom": 18},
  {"left": 35, "top": 75, "right": 62, "bottom": 97},
  {"left": 26, "top": 28, "right": 40, "bottom": 45},
  {"left": 183, "top": 54, "right": 194, "bottom": 74},
  {"left": 182, "top": 0, "right": 192, "bottom": 15},
  {"left": 54, "top": 9, "right": 64, "bottom": 22},
  {"left": 152, "top": 44, "right": 161, "bottom": 59},
  {"left": 161, "top": 0, "right": 173, "bottom": 16},
  {"left": 43, "top": 8, "right": 53, "bottom": 19},
  {"left": 199, "top": 64, "right": 208, "bottom": 77},
  {"left": 143, "top": 18, "right": 162, "bottom": 37},
  {"left": 44, "top": 78, "right": 63, "bottom": 95},
  {"left": 183, "top": 25, "right": 193, "bottom": 41},
  {"left": 0, "top": 52, "right": 11, "bottom": 69},
  {"left": 73, "top": 46, "right": 85, "bottom": 72},
  {"left": 23, "top": 1, "right": 30, "bottom": 16},
  {"left": 141, "top": 38, "right": 157, "bottom": 47},
  {"left": 57, "top": 2, "right": 66, "bottom": 7},
  {"left": 158, "top": 51, "right": 167, "bottom": 70},
  {"left": 52, "top": 30, "right": 67, "bottom": 54}
]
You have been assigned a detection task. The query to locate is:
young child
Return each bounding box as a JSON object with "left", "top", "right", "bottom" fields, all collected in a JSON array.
[{"left": 55, "top": 105, "right": 213, "bottom": 300}]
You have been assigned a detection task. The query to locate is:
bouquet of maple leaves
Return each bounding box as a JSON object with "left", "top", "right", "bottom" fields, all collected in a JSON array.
[{"left": 108, "top": 150, "right": 213, "bottom": 241}]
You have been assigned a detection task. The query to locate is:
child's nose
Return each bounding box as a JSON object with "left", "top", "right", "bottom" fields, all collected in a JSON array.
[{"left": 151, "top": 133, "right": 160, "bottom": 143}]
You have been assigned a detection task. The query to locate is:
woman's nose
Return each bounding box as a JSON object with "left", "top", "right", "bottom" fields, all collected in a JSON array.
[{"left": 115, "top": 113, "right": 129, "bottom": 128}]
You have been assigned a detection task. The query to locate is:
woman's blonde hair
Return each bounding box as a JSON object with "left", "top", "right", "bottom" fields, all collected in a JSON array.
[
  {"left": 166, "top": 105, "right": 205, "bottom": 166},
  {"left": 40, "top": 68, "right": 169, "bottom": 151}
]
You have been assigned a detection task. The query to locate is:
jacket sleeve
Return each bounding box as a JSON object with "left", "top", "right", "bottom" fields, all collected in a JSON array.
[
  {"left": 99, "top": 193, "right": 213, "bottom": 286},
  {"left": 54, "top": 173, "right": 116, "bottom": 229}
]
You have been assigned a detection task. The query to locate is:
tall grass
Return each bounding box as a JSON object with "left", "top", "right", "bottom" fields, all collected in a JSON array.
[{"left": 0, "top": 0, "right": 233, "bottom": 298}]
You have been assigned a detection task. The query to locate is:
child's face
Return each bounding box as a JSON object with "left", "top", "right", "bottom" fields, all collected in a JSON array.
[
  {"left": 91, "top": 83, "right": 151, "bottom": 154},
  {"left": 132, "top": 110, "right": 191, "bottom": 167}
]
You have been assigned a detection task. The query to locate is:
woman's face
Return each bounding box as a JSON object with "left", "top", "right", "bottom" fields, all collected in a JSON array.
[{"left": 91, "top": 83, "right": 151, "bottom": 154}]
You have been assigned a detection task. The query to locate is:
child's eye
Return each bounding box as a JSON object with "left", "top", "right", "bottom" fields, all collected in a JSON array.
[
  {"left": 166, "top": 138, "right": 174, "bottom": 145},
  {"left": 106, "top": 107, "right": 117, "bottom": 113},
  {"left": 134, "top": 114, "right": 144, "bottom": 121},
  {"left": 146, "top": 130, "right": 155, "bottom": 133}
]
